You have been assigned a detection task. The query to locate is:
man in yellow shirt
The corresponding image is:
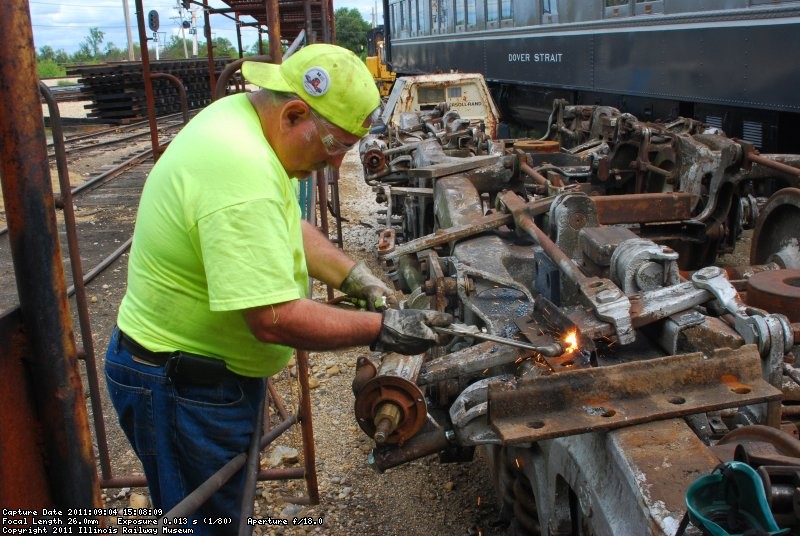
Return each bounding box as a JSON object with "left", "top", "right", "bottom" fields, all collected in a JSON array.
[{"left": 106, "top": 44, "right": 451, "bottom": 533}]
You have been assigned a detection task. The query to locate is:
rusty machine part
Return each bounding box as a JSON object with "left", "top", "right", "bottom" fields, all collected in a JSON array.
[
  {"left": 353, "top": 353, "right": 427, "bottom": 446},
  {"left": 351, "top": 100, "right": 800, "bottom": 532},
  {"left": 746, "top": 270, "right": 800, "bottom": 323}
]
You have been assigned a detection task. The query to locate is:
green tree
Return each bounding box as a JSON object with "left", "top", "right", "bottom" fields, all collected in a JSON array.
[
  {"left": 160, "top": 35, "right": 194, "bottom": 60},
  {"left": 197, "top": 37, "right": 238, "bottom": 59},
  {"left": 334, "top": 7, "right": 370, "bottom": 57},
  {"left": 84, "top": 27, "right": 106, "bottom": 57}
]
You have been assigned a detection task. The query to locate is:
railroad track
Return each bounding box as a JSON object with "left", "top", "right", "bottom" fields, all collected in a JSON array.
[{"left": 0, "top": 117, "right": 179, "bottom": 315}]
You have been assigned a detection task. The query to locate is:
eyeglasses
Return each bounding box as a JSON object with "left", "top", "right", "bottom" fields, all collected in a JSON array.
[{"left": 309, "top": 110, "right": 357, "bottom": 156}]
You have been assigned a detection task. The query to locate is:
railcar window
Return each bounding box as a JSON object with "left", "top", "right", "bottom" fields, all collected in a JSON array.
[
  {"left": 605, "top": 0, "right": 628, "bottom": 5},
  {"left": 500, "top": 0, "right": 512, "bottom": 20},
  {"left": 542, "top": 0, "right": 558, "bottom": 23},
  {"left": 487, "top": 0, "right": 499, "bottom": 23},
  {"left": 419, "top": 0, "right": 428, "bottom": 33},
  {"left": 411, "top": 0, "right": 418, "bottom": 33},
  {"left": 432, "top": 0, "right": 449, "bottom": 32},
  {"left": 466, "top": 0, "right": 476, "bottom": 26},
  {"left": 456, "top": 0, "right": 465, "bottom": 27}
]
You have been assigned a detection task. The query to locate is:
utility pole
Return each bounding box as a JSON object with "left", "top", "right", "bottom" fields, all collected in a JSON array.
[
  {"left": 122, "top": 0, "right": 135, "bottom": 60},
  {"left": 175, "top": 0, "right": 189, "bottom": 58},
  {"left": 191, "top": 9, "right": 199, "bottom": 57}
]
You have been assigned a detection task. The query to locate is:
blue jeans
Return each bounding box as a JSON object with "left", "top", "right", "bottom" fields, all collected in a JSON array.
[{"left": 105, "top": 327, "right": 265, "bottom": 535}]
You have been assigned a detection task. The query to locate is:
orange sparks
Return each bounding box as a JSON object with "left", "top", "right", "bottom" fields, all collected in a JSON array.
[
  {"left": 563, "top": 330, "right": 579, "bottom": 352},
  {"left": 477, "top": 496, "right": 482, "bottom": 506}
]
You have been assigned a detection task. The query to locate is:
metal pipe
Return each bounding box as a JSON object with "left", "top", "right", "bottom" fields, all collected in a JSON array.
[
  {"left": 747, "top": 152, "right": 800, "bottom": 179},
  {"left": 0, "top": 0, "right": 100, "bottom": 508},
  {"left": 40, "top": 82, "right": 113, "bottom": 481},
  {"left": 150, "top": 73, "right": 190, "bottom": 124},
  {"left": 499, "top": 191, "right": 591, "bottom": 286},
  {"left": 134, "top": 0, "right": 162, "bottom": 160},
  {"left": 295, "top": 350, "right": 320, "bottom": 504},
  {"left": 203, "top": 0, "right": 217, "bottom": 96},
  {"left": 238, "top": 380, "right": 267, "bottom": 535}
]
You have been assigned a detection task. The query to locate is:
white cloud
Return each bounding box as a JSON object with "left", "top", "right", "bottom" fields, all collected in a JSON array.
[{"left": 28, "top": 0, "right": 383, "bottom": 56}]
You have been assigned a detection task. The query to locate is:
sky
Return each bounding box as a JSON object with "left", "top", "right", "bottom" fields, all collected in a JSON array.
[{"left": 29, "top": 0, "right": 383, "bottom": 56}]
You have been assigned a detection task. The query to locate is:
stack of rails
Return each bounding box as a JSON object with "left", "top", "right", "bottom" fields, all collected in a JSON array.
[{"left": 67, "top": 58, "right": 233, "bottom": 123}]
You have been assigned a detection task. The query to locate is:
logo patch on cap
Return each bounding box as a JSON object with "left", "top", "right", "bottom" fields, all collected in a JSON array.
[{"left": 302, "top": 67, "right": 330, "bottom": 97}]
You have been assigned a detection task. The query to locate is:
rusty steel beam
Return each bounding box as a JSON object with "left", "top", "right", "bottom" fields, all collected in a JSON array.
[
  {"left": 488, "top": 345, "right": 781, "bottom": 444},
  {"left": 0, "top": 0, "right": 100, "bottom": 509},
  {"left": 593, "top": 192, "right": 695, "bottom": 225}
]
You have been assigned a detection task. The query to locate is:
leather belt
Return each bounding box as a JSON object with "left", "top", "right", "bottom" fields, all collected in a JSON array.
[
  {"left": 119, "top": 330, "right": 173, "bottom": 366},
  {"left": 118, "top": 329, "right": 236, "bottom": 385}
]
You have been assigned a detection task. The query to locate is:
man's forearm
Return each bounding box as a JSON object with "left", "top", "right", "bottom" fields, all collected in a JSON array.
[
  {"left": 244, "top": 297, "right": 382, "bottom": 350},
  {"left": 301, "top": 220, "right": 355, "bottom": 288}
]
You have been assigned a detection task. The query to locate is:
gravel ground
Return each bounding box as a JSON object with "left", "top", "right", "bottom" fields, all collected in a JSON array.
[{"left": 77, "top": 142, "right": 505, "bottom": 536}]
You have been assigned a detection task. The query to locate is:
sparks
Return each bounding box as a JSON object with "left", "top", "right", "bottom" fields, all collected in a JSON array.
[
  {"left": 515, "top": 457, "right": 521, "bottom": 468},
  {"left": 477, "top": 496, "right": 482, "bottom": 506},
  {"left": 563, "top": 330, "right": 579, "bottom": 352}
]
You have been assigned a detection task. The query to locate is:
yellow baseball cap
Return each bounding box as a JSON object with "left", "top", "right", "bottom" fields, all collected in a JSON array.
[{"left": 242, "top": 44, "right": 380, "bottom": 137}]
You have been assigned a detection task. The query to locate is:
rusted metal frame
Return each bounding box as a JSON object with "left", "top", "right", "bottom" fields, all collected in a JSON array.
[
  {"left": 267, "top": 378, "right": 289, "bottom": 421},
  {"left": 488, "top": 345, "right": 782, "bottom": 443},
  {"left": 266, "top": 0, "right": 282, "bottom": 63},
  {"left": 0, "top": 0, "right": 100, "bottom": 508},
  {"left": 203, "top": 0, "right": 218, "bottom": 95},
  {"left": 134, "top": 0, "right": 162, "bottom": 160},
  {"left": 593, "top": 192, "right": 694, "bottom": 225},
  {"left": 150, "top": 73, "right": 190, "bottom": 124},
  {"left": 239, "top": 380, "right": 267, "bottom": 535},
  {"left": 315, "top": 170, "right": 335, "bottom": 300},
  {"left": 303, "top": 0, "right": 314, "bottom": 43},
  {"left": 744, "top": 147, "right": 800, "bottom": 180},
  {"left": 235, "top": 13, "right": 244, "bottom": 57},
  {"left": 323, "top": 0, "right": 334, "bottom": 42},
  {"left": 295, "top": 350, "right": 320, "bottom": 505},
  {"left": 213, "top": 54, "right": 272, "bottom": 100},
  {"left": 327, "top": 168, "right": 344, "bottom": 248},
  {"left": 40, "top": 82, "right": 113, "bottom": 481}
]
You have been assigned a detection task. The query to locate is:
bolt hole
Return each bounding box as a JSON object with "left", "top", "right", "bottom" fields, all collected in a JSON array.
[
  {"left": 668, "top": 396, "right": 686, "bottom": 405},
  {"left": 589, "top": 281, "right": 604, "bottom": 289},
  {"left": 787, "top": 277, "right": 800, "bottom": 288},
  {"left": 600, "top": 408, "right": 616, "bottom": 418},
  {"left": 527, "top": 420, "right": 545, "bottom": 429},
  {"left": 731, "top": 386, "right": 752, "bottom": 394}
]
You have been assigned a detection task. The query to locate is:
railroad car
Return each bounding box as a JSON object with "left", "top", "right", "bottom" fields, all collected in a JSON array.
[{"left": 381, "top": 0, "right": 800, "bottom": 152}]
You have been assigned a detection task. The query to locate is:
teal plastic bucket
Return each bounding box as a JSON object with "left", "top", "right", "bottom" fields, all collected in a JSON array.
[{"left": 685, "top": 462, "right": 789, "bottom": 536}]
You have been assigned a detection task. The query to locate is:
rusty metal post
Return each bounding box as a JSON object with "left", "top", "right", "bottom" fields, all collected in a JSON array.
[
  {"left": 235, "top": 13, "right": 244, "bottom": 58},
  {"left": 203, "top": 0, "right": 217, "bottom": 96},
  {"left": 266, "top": 0, "right": 282, "bottom": 63},
  {"left": 40, "top": 82, "right": 113, "bottom": 482},
  {"left": 322, "top": 0, "right": 334, "bottom": 43},
  {"left": 303, "top": 0, "right": 313, "bottom": 43},
  {"left": 0, "top": 0, "right": 100, "bottom": 509},
  {"left": 134, "top": 0, "right": 162, "bottom": 160},
  {"left": 295, "top": 350, "right": 320, "bottom": 504}
]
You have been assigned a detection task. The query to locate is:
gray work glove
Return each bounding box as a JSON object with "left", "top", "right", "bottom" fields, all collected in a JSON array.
[
  {"left": 371, "top": 309, "right": 453, "bottom": 355},
  {"left": 341, "top": 261, "right": 399, "bottom": 311}
]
